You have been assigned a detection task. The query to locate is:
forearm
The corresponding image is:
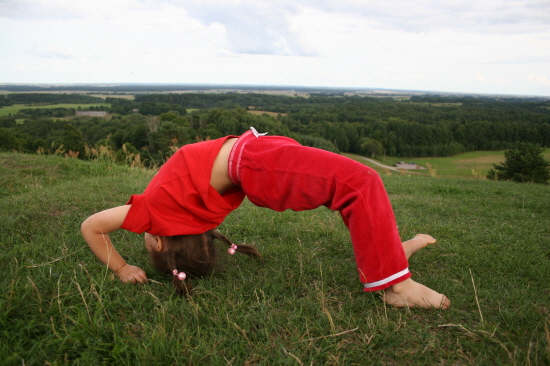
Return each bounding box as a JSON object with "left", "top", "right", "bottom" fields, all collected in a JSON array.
[
  {"left": 81, "top": 205, "right": 132, "bottom": 275},
  {"left": 82, "top": 229, "right": 127, "bottom": 273}
]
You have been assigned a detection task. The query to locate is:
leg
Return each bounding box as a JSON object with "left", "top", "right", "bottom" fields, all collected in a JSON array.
[{"left": 237, "top": 138, "right": 409, "bottom": 287}]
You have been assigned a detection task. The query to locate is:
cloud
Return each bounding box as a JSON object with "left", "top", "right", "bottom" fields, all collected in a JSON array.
[
  {"left": 0, "top": 0, "right": 312, "bottom": 56},
  {"left": 174, "top": 0, "right": 550, "bottom": 57},
  {"left": 309, "top": 0, "right": 550, "bottom": 34},
  {"left": 528, "top": 74, "right": 550, "bottom": 86},
  {"left": 0, "top": 0, "right": 88, "bottom": 22},
  {"left": 35, "top": 46, "right": 75, "bottom": 59},
  {"left": 179, "top": 1, "right": 314, "bottom": 56},
  {"left": 2, "top": 0, "right": 549, "bottom": 57},
  {"left": 0, "top": 0, "right": 549, "bottom": 95}
]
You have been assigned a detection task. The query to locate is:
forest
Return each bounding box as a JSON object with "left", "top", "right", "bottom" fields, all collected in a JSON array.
[{"left": 1, "top": 91, "right": 549, "bottom": 165}]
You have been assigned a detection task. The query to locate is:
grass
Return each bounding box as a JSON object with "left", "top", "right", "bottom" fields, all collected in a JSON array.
[
  {"left": 0, "top": 104, "right": 111, "bottom": 117},
  {"left": 1, "top": 152, "right": 549, "bottom": 365}
]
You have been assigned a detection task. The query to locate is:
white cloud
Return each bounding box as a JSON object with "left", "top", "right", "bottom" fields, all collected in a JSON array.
[
  {"left": 528, "top": 74, "right": 550, "bottom": 86},
  {"left": 179, "top": 1, "right": 312, "bottom": 56},
  {"left": 0, "top": 0, "right": 89, "bottom": 21},
  {"left": 35, "top": 46, "right": 75, "bottom": 59},
  {"left": 308, "top": 0, "right": 550, "bottom": 34},
  {"left": 476, "top": 73, "right": 488, "bottom": 84}
]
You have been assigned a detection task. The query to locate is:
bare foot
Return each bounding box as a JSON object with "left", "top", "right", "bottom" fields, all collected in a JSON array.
[
  {"left": 383, "top": 278, "right": 450, "bottom": 309},
  {"left": 403, "top": 234, "right": 437, "bottom": 259}
]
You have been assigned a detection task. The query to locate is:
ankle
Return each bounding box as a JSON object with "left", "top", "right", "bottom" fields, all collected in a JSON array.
[{"left": 387, "top": 278, "right": 412, "bottom": 293}]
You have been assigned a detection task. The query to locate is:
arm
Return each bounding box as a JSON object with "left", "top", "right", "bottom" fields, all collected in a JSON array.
[{"left": 81, "top": 205, "right": 148, "bottom": 284}]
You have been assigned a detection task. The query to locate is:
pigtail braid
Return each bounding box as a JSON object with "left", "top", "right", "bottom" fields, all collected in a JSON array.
[
  {"left": 210, "top": 230, "right": 264, "bottom": 261},
  {"left": 166, "top": 255, "right": 193, "bottom": 296}
]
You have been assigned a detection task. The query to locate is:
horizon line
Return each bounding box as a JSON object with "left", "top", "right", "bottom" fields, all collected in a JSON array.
[{"left": 0, "top": 82, "right": 549, "bottom": 98}]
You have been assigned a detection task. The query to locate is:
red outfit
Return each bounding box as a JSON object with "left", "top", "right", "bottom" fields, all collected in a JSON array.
[{"left": 123, "top": 128, "right": 410, "bottom": 292}]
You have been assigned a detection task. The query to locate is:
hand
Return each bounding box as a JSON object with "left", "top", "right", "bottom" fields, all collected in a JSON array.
[{"left": 116, "top": 264, "right": 148, "bottom": 284}]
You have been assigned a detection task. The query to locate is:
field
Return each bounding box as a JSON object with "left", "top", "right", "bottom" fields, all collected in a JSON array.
[
  {"left": 376, "top": 149, "right": 550, "bottom": 177},
  {"left": 1, "top": 152, "right": 549, "bottom": 365},
  {"left": 0, "top": 104, "right": 200, "bottom": 118},
  {"left": 88, "top": 94, "right": 134, "bottom": 100},
  {"left": 0, "top": 103, "right": 111, "bottom": 117},
  {"left": 247, "top": 110, "right": 288, "bottom": 117}
]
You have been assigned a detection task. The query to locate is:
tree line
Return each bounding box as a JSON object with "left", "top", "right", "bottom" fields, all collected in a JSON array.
[
  {"left": 1, "top": 92, "right": 549, "bottom": 164},
  {"left": 0, "top": 107, "right": 336, "bottom": 165},
  {"left": 113, "top": 93, "right": 550, "bottom": 157}
]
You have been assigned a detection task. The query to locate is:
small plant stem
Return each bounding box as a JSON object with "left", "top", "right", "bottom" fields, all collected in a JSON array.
[{"left": 470, "top": 268, "right": 484, "bottom": 323}]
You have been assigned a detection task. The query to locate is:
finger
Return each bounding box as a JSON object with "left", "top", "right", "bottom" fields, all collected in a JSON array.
[
  {"left": 136, "top": 276, "right": 148, "bottom": 284},
  {"left": 121, "top": 277, "right": 134, "bottom": 284},
  {"left": 133, "top": 272, "right": 148, "bottom": 284}
]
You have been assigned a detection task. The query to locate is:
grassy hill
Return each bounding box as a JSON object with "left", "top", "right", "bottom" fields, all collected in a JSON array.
[{"left": 1, "top": 152, "right": 549, "bottom": 365}]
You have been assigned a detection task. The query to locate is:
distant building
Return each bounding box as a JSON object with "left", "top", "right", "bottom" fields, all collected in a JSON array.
[{"left": 76, "top": 111, "right": 108, "bottom": 117}]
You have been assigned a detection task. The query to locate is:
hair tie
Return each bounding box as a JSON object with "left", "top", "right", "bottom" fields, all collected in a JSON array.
[
  {"left": 250, "top": 127, "right": 268, "bottom": 138},
  {"left": 172, "top": 269, "right": 186, "bottom": 281},
  {"left": 228, "top": 243, "right": 238, "bottom": 255}
]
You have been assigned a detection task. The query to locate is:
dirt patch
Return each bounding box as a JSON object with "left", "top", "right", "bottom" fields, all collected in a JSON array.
[{"left": 395, "top": 163, "right": 426, "bottom": 170}]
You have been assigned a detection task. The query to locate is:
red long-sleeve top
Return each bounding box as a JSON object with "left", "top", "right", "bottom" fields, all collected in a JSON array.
[{"left": 121, "top": 136, "right": 245, "bottom": 236}]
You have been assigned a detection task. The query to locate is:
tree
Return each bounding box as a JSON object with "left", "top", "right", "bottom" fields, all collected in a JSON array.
[
  {"left": 159, "top": 111, "right": 179, "bottom": 122},
  {"left": 62, "top": 124, "right": 85, "bottom": 157},
  {"left": 360, "top": 137, "right": 383, "bottom": 158},
  {"left": 0, "top": 127, "right": 23, "bottom": 151},
  {"left": 487, "top": 143, "right": 550, "bottom": 184}
]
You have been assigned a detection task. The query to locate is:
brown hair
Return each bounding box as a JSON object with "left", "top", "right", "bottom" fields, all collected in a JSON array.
[{"left": 149, "top": 229, "right": 262, "bottom": 296}]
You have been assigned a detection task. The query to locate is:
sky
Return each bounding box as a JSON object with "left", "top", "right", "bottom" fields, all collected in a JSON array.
[{"left": 1, "top": 0, "right": 549, "bottom": 96}]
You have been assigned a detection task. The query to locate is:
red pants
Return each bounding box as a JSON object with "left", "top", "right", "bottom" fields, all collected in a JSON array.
[{"left": 228, "top": 129, "right": 410, "bottom": 291}]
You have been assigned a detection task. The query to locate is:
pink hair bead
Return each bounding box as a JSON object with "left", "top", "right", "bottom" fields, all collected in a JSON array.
[
  {"left": 172, "top": 269, "right": 186, "bottom": 281},
  {"left": 228, "top": 244, "right": 238, "bottom": 255}
]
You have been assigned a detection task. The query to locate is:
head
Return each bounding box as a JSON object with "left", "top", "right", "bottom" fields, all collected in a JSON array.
[{"left": 145, "top": 229, "right": 262, "bottom": 295}]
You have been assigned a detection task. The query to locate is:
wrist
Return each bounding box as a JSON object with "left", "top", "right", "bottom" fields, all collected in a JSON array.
[{"left": 111, "top": 259, "right": 128, "bottom": 275}]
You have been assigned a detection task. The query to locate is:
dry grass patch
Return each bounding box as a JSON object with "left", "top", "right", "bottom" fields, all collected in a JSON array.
[
  {"left": 453, "top": 155, "right": 505, "bottom": 173},
  {"left": 248, "top": 110, "right": 287, "bottom": 117},
  {"left": 455, "top": 155, "right": 504, "bottom": 165}
]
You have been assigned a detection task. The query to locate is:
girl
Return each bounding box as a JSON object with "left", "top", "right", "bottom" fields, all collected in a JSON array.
[{"left": 81, "top": 128, "right": 450, "bottom": 309}]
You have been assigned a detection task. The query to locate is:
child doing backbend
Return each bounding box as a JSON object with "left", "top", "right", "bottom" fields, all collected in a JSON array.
[{"left": 81, "top": 127, "right": 450, "bottom": 309}]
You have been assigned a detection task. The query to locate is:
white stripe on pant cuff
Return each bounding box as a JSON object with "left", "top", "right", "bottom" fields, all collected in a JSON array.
[{"left": 363, "top": 268, "right": 410, "bottom": 289}]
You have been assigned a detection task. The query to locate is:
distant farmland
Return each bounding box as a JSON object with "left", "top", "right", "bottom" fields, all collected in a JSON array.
[{"left": 0, "top": 103, "right": 111, "bottom": 117}]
